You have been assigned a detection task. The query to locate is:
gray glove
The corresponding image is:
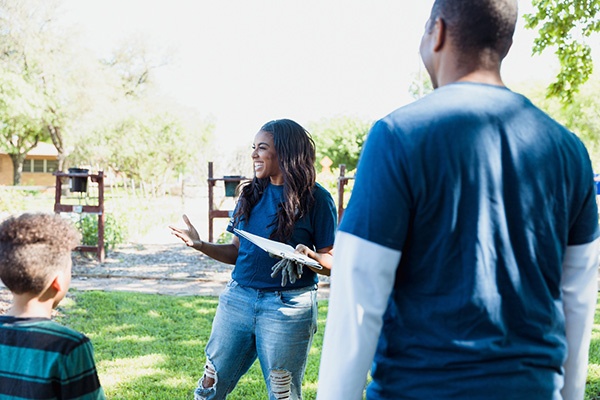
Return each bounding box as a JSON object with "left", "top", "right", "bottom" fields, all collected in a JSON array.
[{"left": 271, "top": 258, "right": 303, "bottom": 287}]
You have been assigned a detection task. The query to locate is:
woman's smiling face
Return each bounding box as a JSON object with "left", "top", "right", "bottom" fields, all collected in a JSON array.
[{"left": 252, "top": 130, "right": 283, "bottom": 185}]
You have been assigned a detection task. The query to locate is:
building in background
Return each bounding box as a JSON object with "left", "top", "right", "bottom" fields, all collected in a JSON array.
[{"left": 0, "top": 142, "right": 59, "bottom": 186}]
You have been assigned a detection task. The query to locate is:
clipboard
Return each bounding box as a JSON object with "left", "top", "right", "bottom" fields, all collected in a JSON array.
[{"left": 233, "top": 228, "right": 323, "bottom": 269}]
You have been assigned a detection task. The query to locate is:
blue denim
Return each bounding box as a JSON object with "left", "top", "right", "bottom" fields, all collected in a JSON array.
[{"left": 194, "top": 280, "right": 318, "bottom": 400}]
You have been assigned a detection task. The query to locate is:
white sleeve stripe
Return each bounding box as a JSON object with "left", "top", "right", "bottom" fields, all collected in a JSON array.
[
  {"left": 317, "top": 232, "right": 401, "bottom": 400},
  {"left": 561, "top": 237, "right": 600, "bottom": 400}
]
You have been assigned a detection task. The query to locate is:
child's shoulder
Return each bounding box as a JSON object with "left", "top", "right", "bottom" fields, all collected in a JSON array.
[{"left": 1, "top": 316, "right": 89, "bottom": 346}]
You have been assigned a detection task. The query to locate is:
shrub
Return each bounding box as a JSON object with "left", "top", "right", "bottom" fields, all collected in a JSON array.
[
  {"left": 0, "top": 188, "right": 50, "bottom": 214},
  {"left": 77, "top": 213, "right": 126, "bottom": 251}
]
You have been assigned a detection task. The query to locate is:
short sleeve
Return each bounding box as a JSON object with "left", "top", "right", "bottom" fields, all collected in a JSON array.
[
  {"left": 311, "top": 185, "right": 337, "bottom": 250},
  {"left": 226, "top": 202, "right": 241, "bottom": 234},
  {"left": 568, "top": 163, "right": 600, "bottom": 245},
  {"left": 338, "top": 119, "right": 411, "bottom": 251}
]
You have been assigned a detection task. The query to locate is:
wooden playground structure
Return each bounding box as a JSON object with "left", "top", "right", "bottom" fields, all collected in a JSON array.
[
  {"left": 50, "top": 161, "right": 354, "bottom": 257},
  {"left": 53, "top": 169, "right": 106, "bottom": 262}
]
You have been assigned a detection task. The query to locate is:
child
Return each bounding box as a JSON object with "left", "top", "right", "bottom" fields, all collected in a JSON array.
[{"left": 0, "top": 213, "right": 105, "bottom": 399}]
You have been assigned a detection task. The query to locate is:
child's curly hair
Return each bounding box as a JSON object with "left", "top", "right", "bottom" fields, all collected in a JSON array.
[{"left": 0, "top": 213, "right": 81, "bottom": 295}]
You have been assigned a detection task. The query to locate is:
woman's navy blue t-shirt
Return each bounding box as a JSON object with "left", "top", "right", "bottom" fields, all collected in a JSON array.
[{"left": 227, "top": 182, "right": 337, "bottom": 290}]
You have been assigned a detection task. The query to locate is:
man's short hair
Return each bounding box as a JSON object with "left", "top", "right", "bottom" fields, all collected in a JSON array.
[
  {"left": 0, "top": 213, "right": 81, "bottom": 295},
  {"left": 429, "top": 0, "right": 518, "bottom": 59}
]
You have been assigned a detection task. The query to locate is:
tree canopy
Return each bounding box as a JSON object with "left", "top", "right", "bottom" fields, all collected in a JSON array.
[
  {"left": 310, "top": 117, "right": 372, "bottom": 172},
  {"left": 525, "top": 0, "right": 600, "bottom": 103},
  {"left": 0, "top": 0, "right": 213, "bottom": 188}
]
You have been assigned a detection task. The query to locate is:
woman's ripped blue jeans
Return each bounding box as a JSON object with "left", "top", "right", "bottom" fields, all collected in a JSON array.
[{"left": 194, "top": 280, "right": 318, "bottom": 400}]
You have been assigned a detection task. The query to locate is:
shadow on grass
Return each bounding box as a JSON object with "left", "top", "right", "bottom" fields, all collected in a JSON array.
[
  {"left": 58, "top": 290, "right": 329, "bottom": 400},
  {"left": 58, "top": 290, "right": 600, "bottom": 400}
]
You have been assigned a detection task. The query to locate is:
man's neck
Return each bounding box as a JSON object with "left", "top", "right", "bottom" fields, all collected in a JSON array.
[
  {"left": 435, "top": 67, "right": 505, "bottom": 89},
  {"left": 434, "top": 47, "right": 505, "bottom": 88},
  {"left": 456, "top": 70, "right": 505, "bottom": 86}
]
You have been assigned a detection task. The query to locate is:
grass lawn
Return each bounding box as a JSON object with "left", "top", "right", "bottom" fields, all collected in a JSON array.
[
  {"left": 58, "top": 290, "right": 600, "bottom": 400},
  {"left": 58, "top": 291, "right": 325, "bottom": 399}
]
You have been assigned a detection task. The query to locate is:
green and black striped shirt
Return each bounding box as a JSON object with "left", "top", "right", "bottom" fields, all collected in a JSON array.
[{"left": 0, "top": 316, "right": 105, "bottom": 399}]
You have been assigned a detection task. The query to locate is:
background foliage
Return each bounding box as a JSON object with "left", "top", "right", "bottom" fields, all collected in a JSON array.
[
  {"left": 77, "top": 214, "right": 126, "bottom": 252},
  {"left": 0, "top": 187, "right": 186, "bottom": 250},
  {"left": 0, "top": 0, "right": 214, "bottom": 188},
  {"left": 525, "top": 0, "right": 600, "bottom": 103},
  {"left": 310, "top": 116, "right": 372, "bottom": 172},
  {"left": 1, "top": 0, "right": 600, "bottom": 187}
]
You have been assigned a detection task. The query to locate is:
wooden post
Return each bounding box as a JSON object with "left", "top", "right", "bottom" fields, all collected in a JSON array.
[
  {"left": 95, "top": 172, "right": 105, "bottom": 262},
  {"left": 337, "top": 164, "right": 347, "bottom": 222},
  {"left": 208, "top": 161, "right": 215, "bottom": 242},
  {"left": 207, "top": 162, "right": 247, "bottom": 242}
]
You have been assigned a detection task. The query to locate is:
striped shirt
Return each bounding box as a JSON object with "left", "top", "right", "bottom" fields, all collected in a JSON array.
[{"left": 0, "top": 316, "right": 105, "bottom": 399}]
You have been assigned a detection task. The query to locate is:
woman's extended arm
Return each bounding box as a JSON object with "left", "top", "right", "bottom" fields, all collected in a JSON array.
[
  {"left": 295, "top": 244, "right": 333, "bottom": 276},
  {"left": 169, "top": 214, "right": 239, "bottom": 265}
]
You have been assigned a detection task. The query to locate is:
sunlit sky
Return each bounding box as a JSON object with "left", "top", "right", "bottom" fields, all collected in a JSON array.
[{"left": 60, "top": 0, "right": 558, "bottom": 146}]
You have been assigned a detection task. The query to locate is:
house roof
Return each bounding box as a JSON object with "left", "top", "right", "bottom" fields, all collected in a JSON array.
[{"left": 0, "top": 141, "right": 58, "bottom": 157}]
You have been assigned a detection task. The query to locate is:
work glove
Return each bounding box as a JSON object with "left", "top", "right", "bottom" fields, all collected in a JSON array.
[{"left": 271, "top": 258, "right": 303, "bottom": 287}]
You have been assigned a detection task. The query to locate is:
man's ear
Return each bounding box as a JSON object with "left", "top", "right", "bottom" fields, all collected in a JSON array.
[{"left": 433, "top": 17, "right": 446, "bottom": 52}]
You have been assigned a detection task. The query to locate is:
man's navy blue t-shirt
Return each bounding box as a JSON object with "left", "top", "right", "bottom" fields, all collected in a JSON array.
[{"left": 339, "top": 83, "right": 600, "bottom": 399}]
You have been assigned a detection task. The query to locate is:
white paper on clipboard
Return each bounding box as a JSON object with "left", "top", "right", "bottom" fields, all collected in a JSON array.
[{"left": 233, "top": 228, "right": 323, "bottom": 269}]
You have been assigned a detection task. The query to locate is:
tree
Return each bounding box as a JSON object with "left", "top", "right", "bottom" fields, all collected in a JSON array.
[
  {"left": 408, "top": 71, "right": 434, "bottom": 100},
  {"left": 524, "top": 0, "right": 600, "bottom": 103},
  {"left": 0, "top": 0, "right": 99, "bottom": 172},
  {"left": 40, "top": 45, "right": 106, "bottom": 171},
  {"left": 310, "top": 117, "right": 372, "bottom": 172},
  {"left": 0, "top": 71, "right": 47, "bottom": 184},
  {"left": 102, "top": 35, "right": 170, "bottom": 98},
  {"left": 70, "top": 98, "right": 213, "bottom": 196}
]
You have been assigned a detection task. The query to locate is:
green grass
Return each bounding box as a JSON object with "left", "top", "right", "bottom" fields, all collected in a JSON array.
[
  {"left": 57, "top": 291, "right": 600, "bottom": 400},
  {"left": 587, "top": 300, "right": 600, "bottom": 400},
  {"left": 58, "top": 291, "right": 327, "bottom": 399}
]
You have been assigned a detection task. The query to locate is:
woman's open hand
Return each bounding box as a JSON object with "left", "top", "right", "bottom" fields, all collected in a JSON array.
[{"left": 168, "top": 214, "right": 201, "bottom": 248}]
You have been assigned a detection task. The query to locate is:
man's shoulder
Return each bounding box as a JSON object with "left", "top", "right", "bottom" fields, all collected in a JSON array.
[
  {"left": 378, "top": 83, "right": 563, "bottom": 139},
  {"left": 386, "top": 83, "right": 522, "bottom": 119},
  {"left": 374, "top": 87, "right": 459, "bottom": 136}
]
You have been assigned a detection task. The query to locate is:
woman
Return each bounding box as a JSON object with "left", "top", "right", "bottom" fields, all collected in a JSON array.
[{"left": 169, "top": 119, "right": 337, "bottom": 400}]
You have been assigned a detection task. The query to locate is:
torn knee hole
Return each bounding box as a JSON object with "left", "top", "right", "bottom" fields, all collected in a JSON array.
[
  {"left": 269, "top": 369, "right": 292, "bottom": 399},
  {"left": 201, "top": 360, "right": 217, "bottom": 389}
]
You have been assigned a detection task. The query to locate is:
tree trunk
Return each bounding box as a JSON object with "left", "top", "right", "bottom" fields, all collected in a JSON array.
[
  {"left": 47, "top": 123, "right": 66, "bottom": 171},
  {"left": 9, "top": 153, "right": 26, "bottom": 186},
  {"left": 8, "top": 135, "right": 40, "bottom": 185},
  {"left": 57, "top": 152, "right": 67, "bottom": 172}
]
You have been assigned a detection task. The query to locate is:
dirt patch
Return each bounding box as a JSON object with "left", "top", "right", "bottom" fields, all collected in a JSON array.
[
  {"left": 0, "top": 242, "right": 330, "bottom": 313},
  {"left": 0, "top": 243, "right": 233, "bottom": 313},
  {"left": 71, "top": 243, "right": 233, "bottom": 281},
  {"left": 0, "top": 291, "right": 10, "bottom": 315}
]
